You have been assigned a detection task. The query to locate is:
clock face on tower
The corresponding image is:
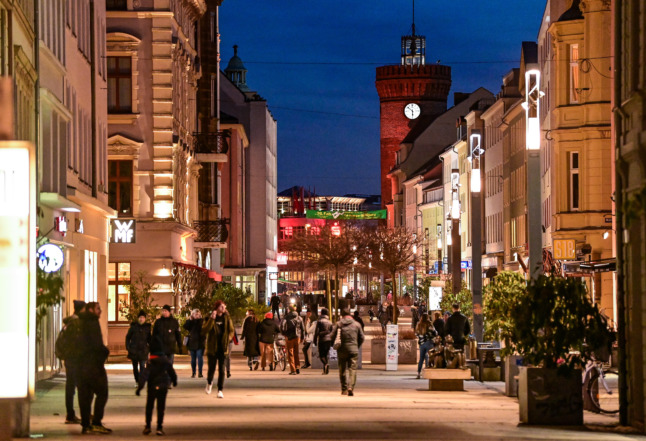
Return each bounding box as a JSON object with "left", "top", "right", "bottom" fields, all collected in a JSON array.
[{"left": 404, "top": 103, "right": 421, "bottom": 120}]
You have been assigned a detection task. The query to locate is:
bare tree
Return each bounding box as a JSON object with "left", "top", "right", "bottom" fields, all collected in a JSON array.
[{"left": 359, "top": 227, "right": 419, "bottom": 324}]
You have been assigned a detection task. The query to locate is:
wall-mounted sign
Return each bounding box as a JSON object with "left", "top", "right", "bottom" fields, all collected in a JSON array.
[
  {"left": 277, "top": 252, "right": 288, "bottom": 265},
  {"left": 75, "top": 218, "right": 84, "bottom": 234},
  {"left": 305, "top": 209, "right": 387, "bottom": 220},
  {"left": 553, "top": 239, "right": 576, "bottom": 260},
  {"left": 111, "top": 219, "right": 136, "bottom": 243},
  {"left": 460, "top": 260, "right": 472, "bottom": 270},
  {"left": 37, "top": 243, "right": 64, "bottom": 273},
  {"left": 55, "top": 216, "right": 67, "bottom": 236},
  {"left": 268, "top": 272, "right": 278, "bottom": 281}
]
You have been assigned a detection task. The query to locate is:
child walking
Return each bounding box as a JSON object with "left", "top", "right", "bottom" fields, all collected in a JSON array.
[{"left": 136, "top": 336, "right": 177, "bottom": 436}]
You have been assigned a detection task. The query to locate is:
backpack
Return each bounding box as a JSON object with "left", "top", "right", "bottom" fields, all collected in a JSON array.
[
  {"left": 282, "top": 316, "right": 297, "bottom": 337},
  {"left": 55, "top": 319, "right": 80, "bottom": 361}
]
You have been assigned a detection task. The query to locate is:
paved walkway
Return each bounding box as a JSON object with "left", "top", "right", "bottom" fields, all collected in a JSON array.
[{"left": 24, "top": 354, "right": 643, "bottom": 441}]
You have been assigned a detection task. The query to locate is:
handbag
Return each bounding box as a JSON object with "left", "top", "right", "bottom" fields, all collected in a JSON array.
[
  {"left": 333, "top": 325, "right": 342, "bottom": 350},
  {"left": 183, "top": 336, "right": 189, "bottom": 346}
]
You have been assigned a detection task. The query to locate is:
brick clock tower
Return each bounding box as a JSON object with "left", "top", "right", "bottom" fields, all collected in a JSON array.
[{"left": 376, "top": 22, "right": 451, "bottom": 209}]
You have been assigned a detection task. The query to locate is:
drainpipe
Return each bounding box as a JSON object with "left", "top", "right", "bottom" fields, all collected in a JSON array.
[{"left": 89, "top": 0, "right": 97, "bottom": 197}]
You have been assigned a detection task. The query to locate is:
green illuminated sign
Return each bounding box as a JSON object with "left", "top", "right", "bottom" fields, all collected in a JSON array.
[{"left": 305, "top": 209, "right": 387, "bottom": 220}]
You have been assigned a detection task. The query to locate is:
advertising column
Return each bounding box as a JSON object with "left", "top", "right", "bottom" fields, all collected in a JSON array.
[{"left": 386, "top": 324, "right": 398, "bottom": 371}]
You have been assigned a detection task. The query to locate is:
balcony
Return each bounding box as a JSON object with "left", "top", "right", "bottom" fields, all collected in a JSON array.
[
  {"left": 193, "top": 131, "right": 230, "bottom": 163},
  {"left": 194, "top": 219, "right": 229, "bottom": 248}
]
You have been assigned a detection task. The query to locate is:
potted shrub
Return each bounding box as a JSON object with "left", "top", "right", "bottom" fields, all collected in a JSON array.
[
  {"left": 507, "top": 274, "right": 611, "bottom": 425},
  {"left": 483, "top": 271, "right": 527, "bottom": 395}
]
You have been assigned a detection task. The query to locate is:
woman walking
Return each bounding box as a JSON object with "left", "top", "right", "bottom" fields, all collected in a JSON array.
[
  {"left": 313, "top": 308, "right": 334, "bottom": 374},
  {"left": 241, "top": 309, "right": 261, "bottom": 370},
  {"left": 126, "top": 310, "right": 151, "bottom": 387},
  {"left": 202, "top": 300, "right": 234, "bottom": 398},
  {"left": 183, "top": 309, "right": 205, "bottom": 378},
  {"left": 415, "top": 313, "right": 438, "bottom": 379}
]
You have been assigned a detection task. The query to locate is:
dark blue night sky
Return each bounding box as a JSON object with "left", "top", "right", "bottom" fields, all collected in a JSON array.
[{"left": 219, "top": 1, "right": 546, "bottom": 196}]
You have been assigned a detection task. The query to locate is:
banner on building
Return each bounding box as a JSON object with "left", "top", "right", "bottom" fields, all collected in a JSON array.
[{"left": 305, "top": 209, "right": 387, "bottom": 220}]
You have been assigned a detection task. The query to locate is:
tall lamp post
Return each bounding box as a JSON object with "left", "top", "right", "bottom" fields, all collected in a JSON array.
[
  {"left": 523, "top": 67, "right": 543, "bottom": 280},
  {"left": 469, "top": 130, "right": 484, "bottom": 341},
  {"left": 450, "top": 169, "right": 461, "bottom": 295}
]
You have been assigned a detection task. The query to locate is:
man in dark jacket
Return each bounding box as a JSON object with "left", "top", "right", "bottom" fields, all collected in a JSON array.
[
  {"left": 280, "top": 305, "right": 305, "bottom": 375},
  {"left": 445, "top": 303, "right": 471, "bottom": 350},
  {"left": 152, "top": 305, "right": 182, "bottom": 364},
  {"left": 332, "top": 309, "right": 365, "bottom": 396},
  {"left": 314, "top": 308, "right": 334, "bottom": 374},
  {"left": 126, "top": 310, "right": 151, "bottom": 386},
  {"left": 270, "top": 293, "right": 281, "bottom": 321},
  {"left": 61, "top": 299, "right": 85, "bottom": 424},
  {"left": 78, "top": 302, "right": 111, "bottom": 434},
  {"left": 432, "top": 311, "right": 445, "bottom": 339},
  {"left": 257, "top": 312, "right": 280, "bottom": 370}
]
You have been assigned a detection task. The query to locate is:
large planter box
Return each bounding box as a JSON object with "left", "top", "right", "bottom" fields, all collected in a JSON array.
[
  {"left": 518, "top": 367, "right": 583, "bottom": 425},
  {"left": 370, "top": 339, "right": 417, "bottom": 364},
  {"left": 504, "top": 355, "right": 522, "bottom": 397}
]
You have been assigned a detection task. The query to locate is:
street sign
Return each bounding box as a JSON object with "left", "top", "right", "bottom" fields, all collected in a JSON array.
[
  {"left": 553, "top": 239, "right": 576, "bottom": 260},
  {"left": 460, "top": 260, "right": 472, "bottom": 270}
]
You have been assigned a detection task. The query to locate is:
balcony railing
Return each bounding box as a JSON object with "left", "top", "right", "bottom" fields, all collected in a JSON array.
[
  {"left": 194, "top": 219, "right": 229, "bottom": 243},
  {"left": 193, "top": 131, "right": 230, "bottom": 155}
]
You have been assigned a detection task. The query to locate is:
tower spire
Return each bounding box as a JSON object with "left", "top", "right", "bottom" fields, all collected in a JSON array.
[
  {"left": 401, "top": 0, "right": 425, "bottom": 66},
  {"left": 412, "top": 0, "right": 415, "bottom": 36}
]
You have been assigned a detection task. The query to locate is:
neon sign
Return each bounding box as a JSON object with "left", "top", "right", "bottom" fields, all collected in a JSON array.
[{"left": 37, "top": 243, "right": 64, "bottom": 273}]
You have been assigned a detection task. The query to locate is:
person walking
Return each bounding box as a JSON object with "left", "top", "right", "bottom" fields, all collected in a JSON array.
[
  {"left": 432, "top": 311, "right": 445, "bottom": 339},
  {"left": 301, "top": 310, "right": 316, "bottom": 369},
  {"left": 352, "top": 310, "right": 365, "bottom": 331},
  {"left": 202, "top": 300, "right": 234, "bottom": 398},
  {"left": 270, "top": 292, "right": 281, "bottom": 321},
  {"left": 415, "top": 313, "right": 438, "bottom": 379},
  {"left": 257, "top": 312, "right": 280, "bottom": 370},
  {"left": 313, "top": 308, "right": 334, "bottom": 374},
  {"left": 241, "top": 309, "right": 260, "bottom": 370},
  {"left": 445, "top": 303, "right": 471, "bottom": 350},
  {"left": 280, "top": 304, "right": 305, "bottom": 375},
  {"left": 152, "top": 305, "right": 182, "bottom": 364},
  {"left": 331, "top": 309, "right": 365, "bottom": 396},
  {"left": 77, "top": 302, "right": 111, "bottom": 434},
  {"left": 183, "top": 309, "right": 205, "bottom": 378},
  {"left": 126, "top": 310, "right": 151, "bottom": 386},
  {"left": 136, "top": 335, "right": 177, "bottom": 436},
  {"left": 58, "top": 299, "right": 85, "bottom": 425}
]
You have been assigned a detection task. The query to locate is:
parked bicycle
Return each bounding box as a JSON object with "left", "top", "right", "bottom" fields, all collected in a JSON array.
[
  {"left": 584, "top": 358, "right": 619, "bottom": 414},
  {"left": 273, "top": 336, "right": 287, "bottom": 371}
]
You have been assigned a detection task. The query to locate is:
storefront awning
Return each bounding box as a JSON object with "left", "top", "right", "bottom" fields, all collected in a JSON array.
[
  {"left": 562, "top": 258, "right": 616, "bottom": 276},
  {"left": 277, "top": 278, "right": 298, "bottom": 285}
]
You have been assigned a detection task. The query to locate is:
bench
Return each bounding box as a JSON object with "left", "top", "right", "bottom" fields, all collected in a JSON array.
[{"left": 422, "top": 368, "right": 472, "bottom": 391}]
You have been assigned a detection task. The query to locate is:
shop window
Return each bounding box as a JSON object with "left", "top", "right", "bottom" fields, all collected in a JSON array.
[
  {"left": 108, "top": 262, "right": 131, "bottom": 323},
  {"left": 108, "top": 160, "right": 133, "bottom": 215},
  {"left": 85, "top": 250, "right": 98, "bottom": 302},
  {"left": 107, "top": 56, "right": 132, "bottom": 113}
]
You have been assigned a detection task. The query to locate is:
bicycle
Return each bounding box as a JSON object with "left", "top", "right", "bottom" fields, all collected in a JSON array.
[
  {"left": 273, "top": 337, "right": 287, "bottom": 371},
  {"left": 584, "top": 359, "right": 619, "bottom": 414}
]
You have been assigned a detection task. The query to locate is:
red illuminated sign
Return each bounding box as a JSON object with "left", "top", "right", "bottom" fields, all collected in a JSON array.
[{"left": 331, "top": 224, "right": 341, "bottom": 236}]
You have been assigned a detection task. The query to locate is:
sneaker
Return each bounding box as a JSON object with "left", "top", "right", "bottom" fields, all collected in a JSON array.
[
  {"left": 289, "top": 372, "right": 296, "bottom": 375},
  {"left": 296, "top": 369, "right": 300, "bottom": 374},
  {"left": 302, "top": 363, "right": 311, "bottom": 369},
  {"left": 324, "top": 365, "right": 329, "bottom": 375},
  {"left": 269, "top": 364, "right": 274, "bottom": 371},
  {"left": 341, "top": 390, "right": 348, "bottom": 395},
  {"left": 65, "top": 416, "right": 81, "bottom": 424},
  {"left": 217, "top": 390, "right": 224, "bottom": 399},
  {"left": 90, "top": 424, "right": 112, "bottom": 434},
  {"left": 348, "top": 390, "right": 354, "bottom": 397},
  {"left": 81, "top": 426, "right": 92, "bottom": 435},
  {"left": 143, "top": 427, "right": 152, "bottom": 435},
  {"left": 156, "top": 429, "right": 165, "bottom": 436},
  {"left": 198, "top": 373, "right": 204, "bottom": 378},
  {"left": 416, "top": 373, "right": 421, "bottom": 379},
  {"left": 226, "top": 372, "right": 231, "bottom": 378},
  {"left": 205, "top": 383, "right": 212, "bottom": 394},
  {"left": 254, "top": 361, "right": 259, "bottom": 370},
  {"left": 249, "top": 366, "right": 253, "bottom": 371},
  {"left": 191, "top": 373, "right": 196, "bottom": 378}
]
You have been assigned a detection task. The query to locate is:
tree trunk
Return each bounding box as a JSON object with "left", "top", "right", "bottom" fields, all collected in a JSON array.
[
  {"left": 392, "top": 271, "right": 398, "bottom": 324},
  {"left": 326, "top": 270, "right": 332, "bottom": 322},
  {"left": 334, "top": 267, "right": 340, "bottom": 322}
]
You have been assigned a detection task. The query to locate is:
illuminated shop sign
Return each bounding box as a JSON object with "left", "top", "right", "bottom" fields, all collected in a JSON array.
[
  {"left": 111, "top": 219, "right": 136, "bottom": 243},
  {"left": 277, "top": 253, "right": 288, "bottom": 265},
  {"left": 37, "top": 243, "right": 64, "bottom": 273},
  {"left": 55, "top": 216, "right": 67, "bottom": 236}
]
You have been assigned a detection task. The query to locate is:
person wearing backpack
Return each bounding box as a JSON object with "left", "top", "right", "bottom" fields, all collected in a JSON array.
[
  {"left": 331, "top": 309, "right": 365, "bottom": 396},
  {"left": 280, "top": 305, "right": 305, "bottom": 375},
  {"left": 126, "top": 310, "right": 152, "bottom": 387},
  {"left": 57, "top": 299, "right": 85, "bottom": 425}
]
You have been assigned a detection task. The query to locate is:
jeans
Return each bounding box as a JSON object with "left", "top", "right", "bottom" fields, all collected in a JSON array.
[
  {"left": 190, "top": 349, "right": 204, "bottom": 375},
  {"left": 259, "top": 342, "right": 274, "bottom": 368},
  {"left": 64, "top": 360, "right": 79, "bottom": 420},
  {"left": 272, "top": 307, "right": 280, "bottom": 321},
  {"left": 286, "top": 338, "right": 300, "bottom": 372},
  {"left": 78, "top": 366, "right": 109, "bottom": 429},
  {"left": 302, "top": 341, "right": 311, "bottom": 366},
  {"left": 318, "top": 341, "right": 332, "bottom": 368},
  {"left": 207, "top": 352, "right": 226, "bottom": 391},
  {"left": 132, "top": 360, "right": 146, "bottom": 383},
  {"left": 145, "top": 386, "right": 168, "bottom": 430},
  {"left": 417, "top": 340, "right": 434, "bottom": 374},
  {"left": 338, "top": 351, "right": 359, "bottom": 391}
]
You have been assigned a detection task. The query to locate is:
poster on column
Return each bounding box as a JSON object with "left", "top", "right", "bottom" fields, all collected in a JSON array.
[
  {"left": 429, "top": 287, "right": 443, "bottom": 312},
  {"left": 386, "top": 324, "right": 398, "bottom": 371}
]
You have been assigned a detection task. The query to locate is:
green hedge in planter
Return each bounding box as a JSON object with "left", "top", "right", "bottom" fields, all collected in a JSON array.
[{"left": 483, "top": 271, "right": 526, "bottom": 349}]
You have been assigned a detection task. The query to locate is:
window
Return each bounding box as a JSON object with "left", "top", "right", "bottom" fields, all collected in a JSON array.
[
  {"left": 569, "top": 44, "right": 580, "bottom": 104},
  {"left": 106, "top": 0, "right": 127, "bottom": 10},
  {"left": 108, "top": 262, "right": 131, "bottom": 322},
  {"left": 85, "top": 250, "right": 98, "bottom": 302},
  {"left": 107, "top": 57, "right": 132, "bottom": 113},
  {"left": 569, "top": 152, "right": 580, "bottom": 210},
  {"left": 108, "top": 160, "right": 133, "bottom": 215}
]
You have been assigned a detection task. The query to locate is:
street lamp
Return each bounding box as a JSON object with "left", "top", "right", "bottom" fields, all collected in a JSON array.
[
  {"left": 524, "top": 67, "right": 543, "bottom": 280},
  {"left": 470, "top": 130, "right": 483, "bottom": 342},
  {"left": 450, "top": 168, "right": 461, "bottom": 295}
]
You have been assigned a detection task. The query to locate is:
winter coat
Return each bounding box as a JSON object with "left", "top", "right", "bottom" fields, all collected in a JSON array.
[
  {"left": 202, "top": 313, "right": 234, "bottom": 356},
  {"left": 78, "top": 312, "right": 110, "bottom": 368},
  {"left": 183, "top": 318, "right": 205, "bottom": 351},
  {"left": 126, "top": 322, "right": 151, "bottom": 361},
  {"left": 303, "top": 319, "right": 317, "bottom": 343},
  {"left": 433, "top": 318, "right": 445, "bottom": 337},
  {"left": 241, "top": 316, "right": 261, "bottom": 357},
  {"left": 152, "top": 316, "right": 182, "bottom": 356},
  {"left": 270, "top": 296, "right": 281, "bottom": 310},
  {"left": 280, "top": 311, "right": 305, "bottom": 340},
  {"left": 137, "top": 354, "right": 177, "bottom": 392},
  {"left": 257, "top": 318, "right": 280, "bottom": 344},
  {"left": 445, "top": 312, "right": 471, "bottom": 345},
  {"left": 314, "top": 314, "right": 333, "bottom": 345},
  {"left": 416, "top": 323, "right": 438, "bottom": 345},
  {"left": 331, "top": 316, "right": 365, "bottom": 356}
]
